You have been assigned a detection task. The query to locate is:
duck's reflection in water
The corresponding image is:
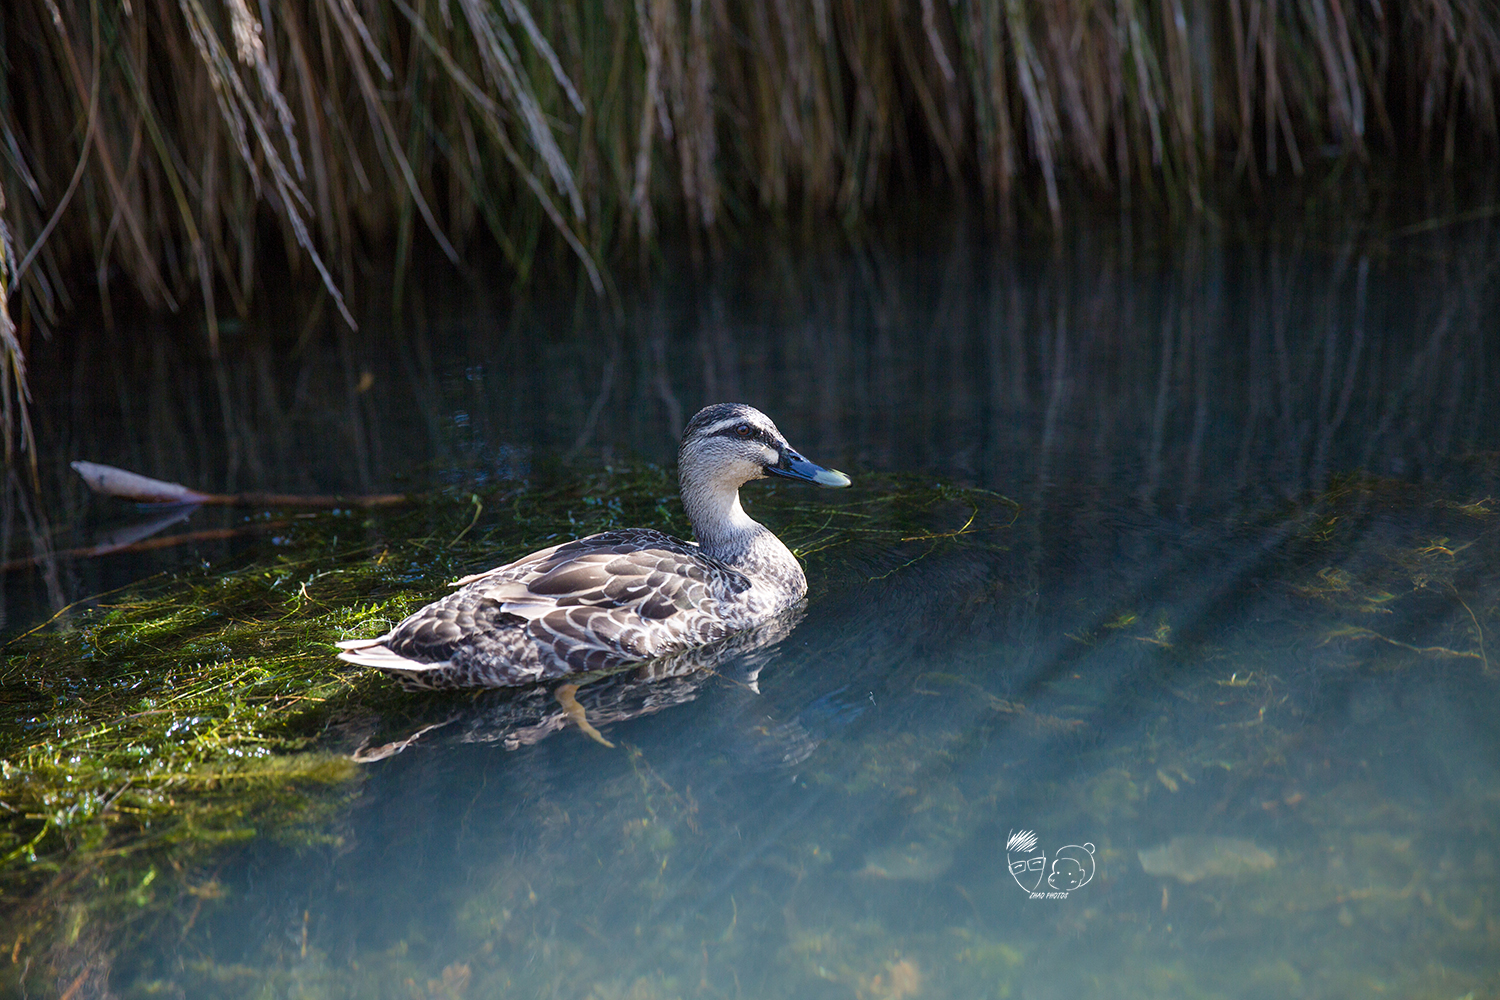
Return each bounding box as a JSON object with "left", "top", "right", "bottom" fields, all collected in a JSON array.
[{"left": 350, "top": 606, "right": 819, "bottom": 765}]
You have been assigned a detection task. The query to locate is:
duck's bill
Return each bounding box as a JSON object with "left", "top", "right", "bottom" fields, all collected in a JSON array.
[{"left": 769, "top": 453, "right": 852, "bottom": 488}]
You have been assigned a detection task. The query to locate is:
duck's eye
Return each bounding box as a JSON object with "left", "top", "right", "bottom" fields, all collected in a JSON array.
[{"left": 734, "top": 423, "right": 752, "bottom": 438}]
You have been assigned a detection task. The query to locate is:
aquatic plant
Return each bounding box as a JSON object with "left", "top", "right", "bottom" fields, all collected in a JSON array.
[{"left": 0, "top": 468, "right": 1000, "bottom": 881}]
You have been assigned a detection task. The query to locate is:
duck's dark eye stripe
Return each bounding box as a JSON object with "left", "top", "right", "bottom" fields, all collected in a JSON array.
[{"left": 708, "top": 425, "right": 772, "bottom": 446}]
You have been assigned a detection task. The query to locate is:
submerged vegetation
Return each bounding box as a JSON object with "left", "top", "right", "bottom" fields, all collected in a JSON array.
[
  {"left": 2, "top": 464, "right": 1498, "bottom": 996},
  {"left": 0, "top": 468, "right": 666, "bottom": 871}
]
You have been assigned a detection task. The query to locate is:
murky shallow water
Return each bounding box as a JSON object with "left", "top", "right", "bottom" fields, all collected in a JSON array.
[{"left": 7, "top": 219, "right": 1500, "bottom": 998}]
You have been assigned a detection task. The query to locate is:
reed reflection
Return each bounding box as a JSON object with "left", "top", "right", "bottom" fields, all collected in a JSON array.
[{"left": 8, "top": 218, "right": 1500, "bottom": 630}]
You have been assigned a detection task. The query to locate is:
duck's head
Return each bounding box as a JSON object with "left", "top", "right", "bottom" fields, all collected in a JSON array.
[{"left": 678, "top": 403, "right": 851, "bottom": 493}]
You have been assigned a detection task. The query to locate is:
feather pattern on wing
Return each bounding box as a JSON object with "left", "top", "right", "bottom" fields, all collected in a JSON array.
[{"left": 338, "top": 530, "right": 768, "bottom": 688}]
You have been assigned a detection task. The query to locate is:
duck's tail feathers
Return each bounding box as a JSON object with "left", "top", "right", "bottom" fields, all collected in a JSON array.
[
  {"left": 336, "top": 644, "right": 460, "bottom": 691},
  {"left": 336, "top": 640, "right": 449, "bottom": 675}
]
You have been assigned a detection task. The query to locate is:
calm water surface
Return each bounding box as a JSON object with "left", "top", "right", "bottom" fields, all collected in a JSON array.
[{"left": 9, "top": 219, "right": 1500, "bottom": 998}]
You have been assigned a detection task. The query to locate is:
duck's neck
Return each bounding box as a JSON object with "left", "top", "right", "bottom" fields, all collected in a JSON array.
[
  {"left": 681, "top": 478, "right": 764, "bottom": 561},
  {"left": 681, "top": 476, "right": 807, "bottom": 600},
  {"left": 680, "top": 474, "right": 786, "bottom": 557}
]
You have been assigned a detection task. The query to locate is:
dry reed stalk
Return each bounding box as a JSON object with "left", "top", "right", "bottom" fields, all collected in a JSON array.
[
  {"left": 685, "top": 0, "right": 717, "bottom": 231},
  {"left": 630, "top": 0, "right": 663, "bottom": 239},
  {"left": 1005, "top": 0, "right": 1064, "bottom": 224},
  {"left": 1040, "top": 1, "right": 1107, "bottom": 185},
  {"left": 1406, "top": 0, "right": 1500, "bottom": 164},
  {"left": 1, "top": 186, "right": 38, "bottom": 484},
  {"left": 958, "top": 0, "right": 1017, "bottom": 212}
]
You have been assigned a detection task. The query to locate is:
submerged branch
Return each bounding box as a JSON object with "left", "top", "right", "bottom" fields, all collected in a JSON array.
[{"left": 0, "top": 522, "right": 291, "bottom": 574}]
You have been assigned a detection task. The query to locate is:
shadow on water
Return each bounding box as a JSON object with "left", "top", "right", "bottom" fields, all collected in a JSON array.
[{"left": 4, "top": 215, "right": 1500, "bottom": 997}]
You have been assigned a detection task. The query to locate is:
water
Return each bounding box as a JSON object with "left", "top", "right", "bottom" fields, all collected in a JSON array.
[{"left": 6, "top": 218, "right": 1500, "bottom": 998}]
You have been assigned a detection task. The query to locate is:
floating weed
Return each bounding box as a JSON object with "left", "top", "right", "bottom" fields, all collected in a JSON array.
[
  {"left": 1272, "top": 480, "right": 1500, "bottom": 675},
  {"left": 778, "top": 481, "right": 1018, "bottom": 585},
  {"left": 1435, "top": 497, "right": 1496, "bottom": 517}
]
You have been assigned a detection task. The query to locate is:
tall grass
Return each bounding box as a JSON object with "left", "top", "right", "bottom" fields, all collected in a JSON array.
[{"left": 3, "top": 0, "right": 1500, "bottom": 462}]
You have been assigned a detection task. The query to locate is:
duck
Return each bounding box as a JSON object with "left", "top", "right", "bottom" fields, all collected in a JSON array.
[{"left": 336, "top": 403, "right": 851, "bottom": 689}]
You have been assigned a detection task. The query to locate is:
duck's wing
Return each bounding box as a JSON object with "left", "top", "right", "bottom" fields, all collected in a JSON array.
[
  {"left": 493, "top": 529, "right": 751, "bottom": 673},
  {"left": 340, "top": 530, "right": 750, "bottom": 684}
]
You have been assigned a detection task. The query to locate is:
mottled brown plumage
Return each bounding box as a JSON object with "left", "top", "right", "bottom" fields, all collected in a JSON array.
[{"left": 336, "top": 404, "right": 850, "bottom": 689}]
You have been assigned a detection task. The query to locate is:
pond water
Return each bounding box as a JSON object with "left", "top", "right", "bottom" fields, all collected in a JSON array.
[{"left": 5, "top": 216, "right": 1500, "bottom": 999}]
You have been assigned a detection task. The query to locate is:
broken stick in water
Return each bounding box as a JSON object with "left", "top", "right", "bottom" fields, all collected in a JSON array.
[{"left": 71, "top": 461, "right": 407, "bottom": 508}]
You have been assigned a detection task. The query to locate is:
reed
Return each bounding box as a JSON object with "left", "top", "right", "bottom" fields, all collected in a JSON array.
[{"left": 2, "top": 0, "right": 1499, "bottom": 455}]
